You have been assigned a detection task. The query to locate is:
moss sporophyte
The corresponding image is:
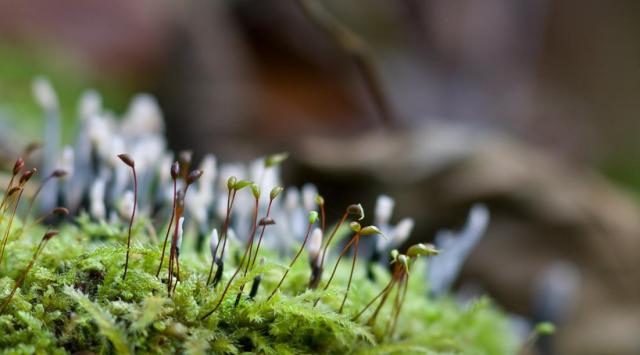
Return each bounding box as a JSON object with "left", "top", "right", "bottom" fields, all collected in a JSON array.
[{"left": 0, "top": 82, "right": 520, "bottom": 354}]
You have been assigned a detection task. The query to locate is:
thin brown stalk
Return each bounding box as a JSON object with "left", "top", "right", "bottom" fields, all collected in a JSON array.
[
  {"left": 201, "top": 201, "right": 259, "bottom": 318},
  {"left": 167, "top": 195, "right": 184, "bottom": 295},
  {"left": 156, "top": 176, "right": 177, "bottom": 277},
  {"left": 207, "top": 189, "right": 233, "bottom": 284},
  {"left": 268, "top": 221, "right": 314, "bottom": 300},
  {"left": 169, "top": 170, "right": 202, "bottom": 292},
  {"left": 218, "top": 189, "right": 237, "bottom": 259},
  {"left": 352, "top": 269, "right": 398, "bottom": 321},
  {"left": 0, "top": 188, "right": 24, "bottom": 266},
  {"left": 366, "top": 283, "right": 394, "bottom": 327},
  {"left": 0, "top": 158, "right": 24, "bottom": 212},
  {"left": 210, "top": 189, "right": 237, "bottom": 287},
  {"left": 320, "top": 201, "right": 326, "bottom": 233},
  {"left": 384, "top": 278, "right": 404, "bottom": 336},
  {"left": 234, "top": 198, "right": 260, "bottom": 306},
  {"left": 323, "top": 236, "right": 356, "bottom": 292},
  {"left": 0, "top": 230, "right": 57, "bottom": 314},
  {"left": 19, "top": 207, "right": 68, "bottom": 238},
  {"left": 310, "top": 211, "right": 349, "bottom": 289},
  {"left": 121, "top": 164, "right": 137, "bottom": 280},
  {"left": 388, "top": 273, "right": 409, "bottom": 339},
  {"left": 249, "top": 200, "right": 274, "bottom": 271},
  {"left": 367, "top": 266, "right": 404, "bottom": 326},
  {"left": 313, "top": 235, "right": 357, "bottom": 306},
  {"left": 339, "top": 234, "right": 360, "bottom": 313},
  {"left": 25, "top": 170, "right": 66, "bottom": 222}
]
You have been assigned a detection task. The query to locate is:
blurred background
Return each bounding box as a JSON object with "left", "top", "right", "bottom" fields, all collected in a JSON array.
[{"left": 1, "top": 0, "right": 639, "bottom": 354}]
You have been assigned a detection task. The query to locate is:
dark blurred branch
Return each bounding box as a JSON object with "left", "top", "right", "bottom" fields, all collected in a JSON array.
[{"left": 295, "top": 0, "right": 397, "bottom": 129}]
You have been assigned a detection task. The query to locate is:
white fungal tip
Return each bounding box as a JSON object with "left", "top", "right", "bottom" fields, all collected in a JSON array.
[
  {"left": 189, "top": 193, "right": 208, "bottom": 225},
  {"left": 158, "top": 153, "right": 174, "bottom": 183},
  {"left": 122, "top": 94, "right": 164, "bottom": 135},
  {"left": 177, "top": 217, "right": 185, "bottom": 250},
  {"left": 392, "top": 218, "right": 414, "bottom": 246},
  {"left": 209, "top": 229, "right": 219, "bottom": 257},
  {"left": 89, "top": 178, "right": 106, "bottom": 220},
  {"left": 32, "top": 77, "right": 59, "bottom": 111},
  {"left": 199, "top": 154, "right": 217, "bottom": 184},
  {"left": 467, "top": 204, "right": 490, "bottom": 236},
  {"left": 78, "top": 89, "right": 102, "bottom": 119},
  {"left": 58, "top": 146, "right": 75, "bottom": 178},
  {"left": 285, "top": 188, "right": 300, "bottom": 212},
  {"left": 374, "top": 195, "right": 395, "bottom": 225},
  {"left": 301, "top": 183, "right": 317, "bottom": 212},
  {"left": 307, "top": 228, "right": 323, "bottom": 262}
]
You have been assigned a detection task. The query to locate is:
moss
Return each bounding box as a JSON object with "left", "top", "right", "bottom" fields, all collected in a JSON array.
[{"left": 0, "top": 217, "right": 517, "bottom": 354}]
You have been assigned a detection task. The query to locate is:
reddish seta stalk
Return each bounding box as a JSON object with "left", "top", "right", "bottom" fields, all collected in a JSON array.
[
  {"left": 313, "top": 211, "right": 348, "bottom": 288},
  {"left": 20, "top": 207, "right": 69, "bottom": 237},
  {"left": 335, "top": 224, "right": 383, "bottom": 313},
  {"left": 386, "top": 272, "right": 409, "bottom": 339},
  {"left": 0, "top": 230, "right": 59, "bottom": 314},
  {"left": 156, "top": 161, "right": 179, "bottom": 278},
  {"left": 233, "top": 189, "right": 261, "bottom": 307},
  {"left": 310, "top": 203, "right": 363, "bottom": 290},
  {"left": 363, "top": 260, "right": 405, "bottom": 327},
  {"left": 352, "top": 265, "right": 401, "bottom": 323},
  {"left": 207, "top": 183, "right": 235, "bottom": 285},
  {"left": 167, "top": 191, "right": 184, "bottom": 295},
  {"left": 313, "top": 230, "right": 359, "bottom": 307},
  {"left": 268, "top": 211, "right": 316, "bottom": 301},
  {"left": 339, "top": 232, "right": 360, "bottom": 313},
  {"left": 249, "top": 186, "right": 283, "bottom": 271},
  {"left": 25, "top": 169, "right": 67, "bottom": 221},
  {"left": 316, "top": 195, "right": 326, "bottom": 233},
  {"left": 117, "top": 154, "right": 137, "bottom": 281},
  {"left": 215, "top": 189, "right": 237, "bottom": 270},
  {"left": 0, "top": 157, "right": 24, "bottom": 213},
  {"left": 0, "top": 168, "right": 36, "bottom": 266},
  {"left": 201, "top": 181, "right": 257, "bottom": 319},
  {"left": 355, "top": 243, "right": 437, "bottom": 338},
  {"left": 167, "top": 169, "right": 202, "bottom": 295}
]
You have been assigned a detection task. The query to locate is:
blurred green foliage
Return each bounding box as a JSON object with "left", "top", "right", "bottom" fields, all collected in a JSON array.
[{"left": 0, "top": 44, "right": 133, "bottom": 144}]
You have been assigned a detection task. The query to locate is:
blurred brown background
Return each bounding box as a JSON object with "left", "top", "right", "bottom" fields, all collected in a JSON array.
[{"left": 1, "top": 1, "right": 640, "bottom": 354}]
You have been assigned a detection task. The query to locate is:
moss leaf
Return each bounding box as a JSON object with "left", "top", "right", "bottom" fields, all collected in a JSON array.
[{"left": 64, "top": 286, "right": 131, "bottom": 355}]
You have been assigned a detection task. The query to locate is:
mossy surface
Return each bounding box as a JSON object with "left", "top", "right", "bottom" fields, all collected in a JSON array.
[{"left": 0, "top": 215, "right": 517, "bottom": 354}]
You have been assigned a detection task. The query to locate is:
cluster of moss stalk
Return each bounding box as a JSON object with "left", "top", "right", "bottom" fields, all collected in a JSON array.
[
  {"left": 0, "top": 152, "right": 517, "bottom": 354},
  {"left": 110, "top": 153, "right": 439, "bottom": 336}
]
